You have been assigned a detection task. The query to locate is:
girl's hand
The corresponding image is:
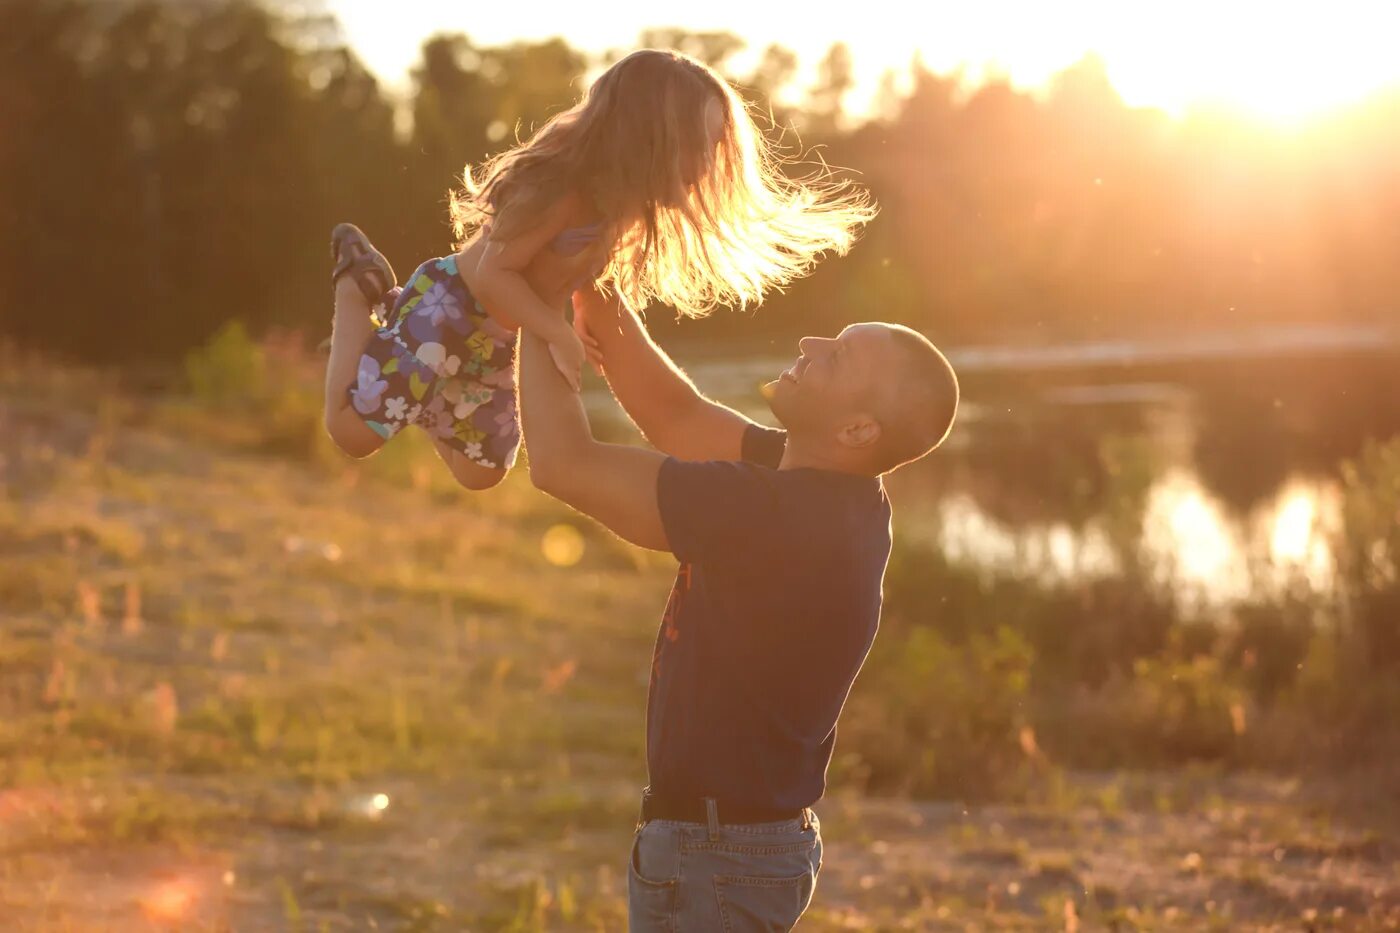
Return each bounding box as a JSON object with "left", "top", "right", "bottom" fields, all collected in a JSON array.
[{"left": 548, "top": 325, "right": 587, "bottom": 392}]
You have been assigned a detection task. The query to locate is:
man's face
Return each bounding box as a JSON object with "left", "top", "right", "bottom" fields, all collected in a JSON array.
[{"left": 763, "top": 323, "right": 895, "bottom": 439}]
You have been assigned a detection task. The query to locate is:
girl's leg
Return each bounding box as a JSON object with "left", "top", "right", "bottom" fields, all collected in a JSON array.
[
  {"left": 324, "top": 277, "right": 389, "bottom": 459},
  {"left": 429, "top": 436, "right": 507, "bottom": 490}
]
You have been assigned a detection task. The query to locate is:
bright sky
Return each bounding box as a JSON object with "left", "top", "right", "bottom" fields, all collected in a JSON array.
[{"left": 331, "top": 0, "right": 1400, "bottom": 123}]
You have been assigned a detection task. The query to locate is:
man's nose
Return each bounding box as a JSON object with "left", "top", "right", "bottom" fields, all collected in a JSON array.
[{"left": 798, "top": 336, "right": 831, "bottom": 356}]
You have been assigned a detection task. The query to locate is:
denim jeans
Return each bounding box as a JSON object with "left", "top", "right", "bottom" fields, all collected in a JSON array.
[{"left": 627, "top": 809, "right": 822, "bottom": 932}]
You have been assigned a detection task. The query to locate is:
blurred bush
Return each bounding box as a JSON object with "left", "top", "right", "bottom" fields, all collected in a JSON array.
[
  {"left": 837, "top": 623, "right": 1033, "bottom": 799},
  {"left": 1337, "top": 439, "right": 1400, "bottom": 671},
  {"left": 173, "top": 321, "right": 331, "bottom": 462},
  {"left": 185, "top": 321, "right": 266, "bottom": 404}
]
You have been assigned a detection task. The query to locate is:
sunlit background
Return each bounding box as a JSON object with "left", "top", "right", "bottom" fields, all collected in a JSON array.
[
  {"left": 334, "top": 0, "right": 1400, "bottom": 123},
  {"left": 3, "top": 0, "right": 1400, "bottom": 928}
]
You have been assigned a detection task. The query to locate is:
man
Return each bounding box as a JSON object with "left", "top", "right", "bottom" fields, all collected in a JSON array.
[{"left": 517, "top": 288, "right": 958, "bottom": 932}]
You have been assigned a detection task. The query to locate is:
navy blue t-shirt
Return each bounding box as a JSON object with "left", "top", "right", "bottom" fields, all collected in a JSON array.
[{"left": 647, "top": 424, "right": 893, "bottom": 810}]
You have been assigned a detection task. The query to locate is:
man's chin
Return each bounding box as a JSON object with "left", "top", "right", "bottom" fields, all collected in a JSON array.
[{"left": 759, "top": 381, "right": 793, "bottom": 430}]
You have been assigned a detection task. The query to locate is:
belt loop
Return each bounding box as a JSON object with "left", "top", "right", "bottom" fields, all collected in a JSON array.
[
  {"left": 704, "top": 797, "right": 719, "bottom": 841},
  {"left": 801, "top": 807, "right": 812, "bottom": 830}
]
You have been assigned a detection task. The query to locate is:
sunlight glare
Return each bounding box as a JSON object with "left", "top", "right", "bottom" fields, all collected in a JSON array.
[
  {"left": 1145, "top": 474, "right": 1245, "bottom": 600},
  {"left": 1259, "top": 481, "right": 1336, "bottom": 592},
  {"left": 1106, "top": 7, "right": 1396, "bottom": 124},
  {"left": 332, "top": 0, "right": 1400, "bottom": 125},
  {"left": 1270, "top": 488, "right": 1316, "bottom": 563}
]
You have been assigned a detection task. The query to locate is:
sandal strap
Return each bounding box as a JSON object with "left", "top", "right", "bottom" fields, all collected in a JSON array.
[
  {"left": 335, "top": 255, "right": 391, "bottom": 307},
  {"left": 330, "top": 223, "right": 395, "bottom": 306}
]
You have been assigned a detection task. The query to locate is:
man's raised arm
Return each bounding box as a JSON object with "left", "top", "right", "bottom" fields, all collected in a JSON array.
[
  {"left": 518, "top": 329, "right": 671, "bottom": 552},
  {"left": 574, "top": 289, "right": 757, "bottom": 462}
]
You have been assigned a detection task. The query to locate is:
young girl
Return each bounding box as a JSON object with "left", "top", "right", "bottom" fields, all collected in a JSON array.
[{"left": 323, "top": 48, "right": 874, "bottom": 490}]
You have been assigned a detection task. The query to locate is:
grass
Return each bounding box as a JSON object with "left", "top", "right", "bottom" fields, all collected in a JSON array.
[{"left": 1, "top": 360, "right": 1398, "bottom": 930}]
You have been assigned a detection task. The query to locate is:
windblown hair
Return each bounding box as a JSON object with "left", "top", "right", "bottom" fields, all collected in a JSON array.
[{"left": 450, "top": 48, "right": 876, "bottom": 317}]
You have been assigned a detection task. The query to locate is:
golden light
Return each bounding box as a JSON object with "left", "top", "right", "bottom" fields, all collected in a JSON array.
[
  {"left": 141, "top": 878, "right": 197, "bottom": 922},
  {"left": 541, "top": 524, "right": 586, "bottom": 567},
  {"left": 1145, "top": 473, "right": 1245, "bottom": 598},
  {"left": 347, "top": 792, "right": 392, "bottom": 820},
  {"left": 1262, "top": 482, "right": 1337, "bottom": 591},
  {"left": 1270, "top": 487, "right": 1317, "bottom": 563},
  {"left": 332, "top": 0, "right": 1400, "bottom": 127},
  {"left": 1166, "top": 489, "right": 1234, "bottom": 581},
  {"left": 1104, "top": 14, "right": 1394, "bottom": 125}
]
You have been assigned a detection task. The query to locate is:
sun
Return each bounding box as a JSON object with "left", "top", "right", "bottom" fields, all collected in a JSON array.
[{"left": 1093, "top": 3, "right": 1397, "bottom": 124}]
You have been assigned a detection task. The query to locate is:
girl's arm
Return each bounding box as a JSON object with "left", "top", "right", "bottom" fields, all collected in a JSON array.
[{"left": 466, "top": 197, "right": 588, "bottom": 390}]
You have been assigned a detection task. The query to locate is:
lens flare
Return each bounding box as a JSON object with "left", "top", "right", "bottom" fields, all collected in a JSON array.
[{"left": 541, "top": 524, "right": 585, "bottom": 567}]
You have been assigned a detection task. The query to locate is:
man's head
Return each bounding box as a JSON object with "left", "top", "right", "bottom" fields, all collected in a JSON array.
[{"left": 762, "top": 323, "right": 958, "bottom": 476}]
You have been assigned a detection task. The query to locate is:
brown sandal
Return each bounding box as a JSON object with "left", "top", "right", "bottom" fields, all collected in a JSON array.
[{"left": 330, "top": 223, "right": 396, "bottom": 307}]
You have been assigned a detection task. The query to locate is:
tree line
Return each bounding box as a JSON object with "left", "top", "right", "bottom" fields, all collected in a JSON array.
[{"left": 3, "top": 0, "right": 1397, "bottom": 365}]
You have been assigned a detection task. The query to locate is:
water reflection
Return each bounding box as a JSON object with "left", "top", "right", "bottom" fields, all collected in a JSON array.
[
  {"left": 1142, "top": 473, "right": 1334, "bottom": 602},
  {"left": 924, "top": 424, "right": 1355, "bottom": 607},
  {"left": 932, "top": 474, "right": 1337, "bottom": 605}
]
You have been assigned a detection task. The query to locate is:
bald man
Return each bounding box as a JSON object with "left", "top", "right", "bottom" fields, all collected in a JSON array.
[{"left": 518, "top": 288, "right": 957, "bottom": 932}]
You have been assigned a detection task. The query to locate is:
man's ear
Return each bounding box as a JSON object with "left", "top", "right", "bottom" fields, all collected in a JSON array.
[{"left": 837, "top": 416, "right": 881, "bottom": 450}]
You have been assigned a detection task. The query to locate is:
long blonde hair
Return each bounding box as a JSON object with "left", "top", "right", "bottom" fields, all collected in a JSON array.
[{"left": 451, "top": 49, "right": 876, "bottom": 317}]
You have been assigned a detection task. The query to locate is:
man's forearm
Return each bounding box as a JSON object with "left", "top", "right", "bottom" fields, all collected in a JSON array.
[
  {"left": 586, "top": 297, "right": 750, "bottom": 461},
  {"left": 517, "top": 329, "right": 671, "bottom": 551},
  {"left": 589, "top": 299, "right": 701, "bottom": 413},
  {"left": 518, "top": 330, "right": 592, "bottom": 489}
]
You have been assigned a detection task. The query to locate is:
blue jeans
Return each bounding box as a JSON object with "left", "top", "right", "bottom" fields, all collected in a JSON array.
[{"left": 627, "top": 810, "right": 822, "bottom": 931}]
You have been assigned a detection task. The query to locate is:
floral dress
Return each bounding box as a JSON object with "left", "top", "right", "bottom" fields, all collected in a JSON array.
[{"left": 349, "top": 255, "right": 520, "bottom": 470}]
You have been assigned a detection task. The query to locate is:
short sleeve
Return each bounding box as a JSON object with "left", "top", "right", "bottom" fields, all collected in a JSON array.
[
  {"left": 741, "top": 424, "right": 787, "bottom": 468},
  {"left": 656, "top": 458, "right": 778, "bottom": 563}
]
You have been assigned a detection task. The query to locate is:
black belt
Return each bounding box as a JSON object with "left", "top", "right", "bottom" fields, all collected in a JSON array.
[{"left": 639, "top": 789, "right": 806, "bottom": 827}]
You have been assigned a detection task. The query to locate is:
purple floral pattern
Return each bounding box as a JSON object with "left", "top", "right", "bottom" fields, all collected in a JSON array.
[
  {"left": 346, "top": 256, "right": 521, "bottom": 469},
  {"left": 351, "top": 355, "right": 388, "bottom": 415}
]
